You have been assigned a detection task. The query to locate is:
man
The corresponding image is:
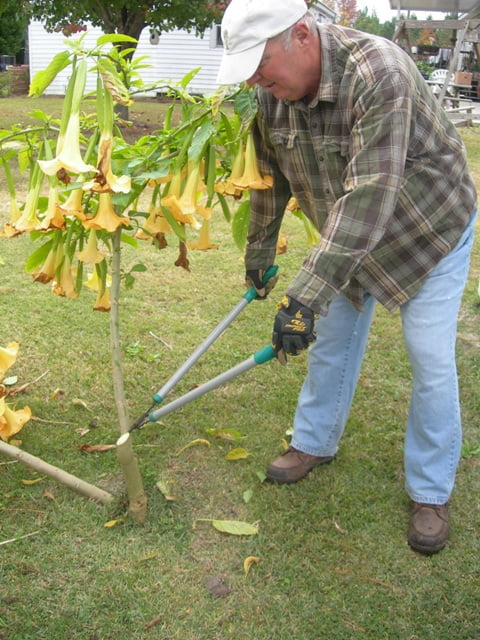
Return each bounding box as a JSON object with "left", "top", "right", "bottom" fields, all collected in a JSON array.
[{"left": 217, "top": 0, "right": 477, "bottom": 555}]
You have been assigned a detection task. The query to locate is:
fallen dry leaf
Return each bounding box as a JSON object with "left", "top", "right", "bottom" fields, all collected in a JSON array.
[
  {"left": 244, "top": 556, "right": 260, "bottom": 577},
  {"left": 77, "top": 444, "right": 116, "bottom": 453},
  {"left": 145, "top": 617, "right": 162, "bottom": 629},
  {"left": 204, "top": 576, "right": 231, "bottom": 598},
  {"left": 21, "top": 477, "right": 44, "bottom": 486}
]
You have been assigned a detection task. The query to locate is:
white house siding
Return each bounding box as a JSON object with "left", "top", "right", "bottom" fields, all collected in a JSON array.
[
  {"left": 28, "top": 21, "right": 224, "bottom": 96},
  {"left": 28, "top": 2, "right": 335, "bottom": 97}
]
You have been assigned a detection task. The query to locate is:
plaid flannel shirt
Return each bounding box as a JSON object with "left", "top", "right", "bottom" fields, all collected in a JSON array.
[{"left": 246, "top": 24, "right": 477, "bottom": 315}]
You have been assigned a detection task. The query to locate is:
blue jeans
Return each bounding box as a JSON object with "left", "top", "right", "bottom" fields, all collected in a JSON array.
[{"left": 292, "top": 211, "right": 477, "bottom": 504}]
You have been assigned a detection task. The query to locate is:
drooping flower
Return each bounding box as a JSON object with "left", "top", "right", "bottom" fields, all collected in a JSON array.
[
  {"left": 82, "top": 74, "right": 131, "bottom": 194},
  {"left": 82, "top": 135, "right": 131, "bottom": 194},
  {"left": 33, "top": 243, "right": 59, "bottom": 284},
  {"left": 162, "top": 163, "right": 205, "bottom": 230},
  {"left": 135, "top": 206, "right": 172, "bottom": 240},
  {"left": 59, "top": 187, "right": 86, "bottom": 220},
  {"left": 37, "top": 186, "right": 66, "bottom": 230},
  {"left": 13, "top": 163, "right": 44, "bottom": 232},
  {"left": 0, "top": 342, "right": 19, "bottom": 381},
  {"left": 76, "top": 229, "right": 106, "bottom": 264},
  {"left": 0, "top": 397, "right": 32, "bottom": 442},
  {"left": 93, "top": 288, "right": 111, "bottom": 312},
  {"left": 38, "top": 59, "right": 96, "bottom": 178},
  {"left": 83, "top": 193, "right": 130, "bottom": 233},
  {"left": 52, "top": 251, "right": 78, "bottom": 298},
  {"left": 214, "top": 141, "right": 245, "bottom": 199},
  {"left": 187, "top": 218, "right": 219, "bottom": 251},
  {"left": 231, "top": 133, "right": 273, "bottom": 191}
]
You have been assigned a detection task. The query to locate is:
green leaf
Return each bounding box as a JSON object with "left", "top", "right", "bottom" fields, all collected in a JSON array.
[
  {"left": 225, "top": 447, "right": 251, "bottom": 460},
  {"left": 216, "top": 193, "right": 232, "bottom": 223},
  {"left": 120, "top": 232, "right": 139, "bottom": 248},
  {"left": 96, "top": 34, "right": 137, "bottom": 46},
  {"left": 188, "top": 121, "right": 215, "bottom": 163},
  {"left": 211, "top": 520, "right": 258, "bottom": 535},
  {"left": 180, "top": 67, "right": 201, "bottom": 89},
  {"left": 161, "top": 206, "right": 186, "bottom": 241},
  {"left": 231, "top": 199, "right": 251, "bottom": 251},
  {"left": 25, "top": 240, "right": 53, "bottom": 273},
  {"left": 234, "top": 88, "right": 258, "bottom": 130},
  {"left": 29, "top": 51, "right": 71, "bottom": 97},
  {"left": 204, "top": 427, "right": 245, "bottom": 441},
  {"left": 243, "top": 489, "right": 253, "bottom": 504}
]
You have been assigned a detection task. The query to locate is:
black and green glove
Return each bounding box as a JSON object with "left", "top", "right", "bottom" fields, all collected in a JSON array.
[
  {"left": 272, "top": 296, "right": 316, "bottom": 364},
  {"left": 245, "top": 267, "right": 279, "bottom": 299}
]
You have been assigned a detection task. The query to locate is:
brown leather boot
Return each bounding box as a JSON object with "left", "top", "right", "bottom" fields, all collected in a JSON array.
[
  {"left": 408, "top": 503, "right": 449, "bottom": 555},
  {"left": 266, "top": 447, "right": 335, "bottom": 484}
]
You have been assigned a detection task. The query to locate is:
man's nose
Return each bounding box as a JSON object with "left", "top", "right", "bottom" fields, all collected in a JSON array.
[{"left": 246, "top": 71, "right": 261, "bottom": 87}]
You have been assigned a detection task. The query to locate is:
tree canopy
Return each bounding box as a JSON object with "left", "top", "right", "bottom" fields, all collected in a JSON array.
[
  {"left": 22, "top": 0, "right": 227, "bottom": 46},
  {"left": 0, "top": 1, "right": 28, "bottom": 62}
]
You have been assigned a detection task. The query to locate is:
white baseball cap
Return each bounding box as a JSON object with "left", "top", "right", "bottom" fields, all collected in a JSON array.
[{"left": 216, "top": 0, "right": 309, "bottom": 85}]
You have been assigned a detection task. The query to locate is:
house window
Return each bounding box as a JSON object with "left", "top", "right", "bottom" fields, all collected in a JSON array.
[{"left": 209, "top": 23, "right": 223, "bottom": 48}]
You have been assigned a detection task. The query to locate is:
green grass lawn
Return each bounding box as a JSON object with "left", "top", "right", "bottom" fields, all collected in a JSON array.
[{"left": 0, "top": 101, "right": 479, "bottom": 640}]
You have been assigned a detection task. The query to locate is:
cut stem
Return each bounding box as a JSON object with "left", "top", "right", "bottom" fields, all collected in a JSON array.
[{"left": 0, "top": 440, "right": 114, "bottom": 504}]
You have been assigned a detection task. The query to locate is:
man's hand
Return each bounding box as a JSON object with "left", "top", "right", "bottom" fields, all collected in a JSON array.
[
  {"left": 245, "top": 267, "right": 278, "bottom": 299},
  {"left": 272, "top": 296, "right": 316, "bottom": 364}
]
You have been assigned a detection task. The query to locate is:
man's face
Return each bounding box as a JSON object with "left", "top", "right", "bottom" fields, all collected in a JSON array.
[{"left": 246, "top": 25, "right": 319, "bottom": 102}]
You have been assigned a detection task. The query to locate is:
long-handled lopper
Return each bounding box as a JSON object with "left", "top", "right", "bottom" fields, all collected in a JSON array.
[{"left": 128, "top": 266, "right": 279, "bottom": 432}]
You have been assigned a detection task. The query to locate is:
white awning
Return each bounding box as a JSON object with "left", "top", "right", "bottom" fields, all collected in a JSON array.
[{"left": 389, "top": 0, "right": 478, "bottom": 12}]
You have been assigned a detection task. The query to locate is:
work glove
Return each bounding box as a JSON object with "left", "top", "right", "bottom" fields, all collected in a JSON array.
[
  {"left": 272, "top": 296, "right": 316, "bottom": 365},
  {"left": 245, "top": 267, "right": 279, "bottom": 300}
]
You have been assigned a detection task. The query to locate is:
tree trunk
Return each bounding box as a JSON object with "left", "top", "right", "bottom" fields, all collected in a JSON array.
[{"left": 110, "top": 228, "right": 147, "bottom": 523}]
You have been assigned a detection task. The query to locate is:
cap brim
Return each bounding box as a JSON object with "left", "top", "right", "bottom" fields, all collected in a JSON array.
[{"left": 216, "top": 41, "right": 266, "bottom": 85}]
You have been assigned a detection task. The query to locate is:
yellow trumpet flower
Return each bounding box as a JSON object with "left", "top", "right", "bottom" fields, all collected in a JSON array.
[
  {"left": 9, "top": 198, "right": 22, "bottom": 223},
  {"left": 14, "top": 164, "right": 44, "bottom": 232},
  {"left": 187, "top": 218, "right": 219, "bottom": 251},
  {"left": 59, "top": 187, "right": 86, "bottom": 220},
  {"left": 38, "top": 186, "right": 66, "bottom": 230},
  {"left": 93, "top": 288, "right": 111, "bottom": 312},
  {"left": 38, "top": 60, "right": 96, "bottom": 178},
  {"left": 37, "top": 107, "right": 96, "bottom": 177},
  {"left": 83, "top": 266, "right": 111, "bottom": 291},
  {"left": 0, "top": 397, "right": 32, "bottom": 442},
  {"left": 33, "top": 242, "right": 60, "bottom": 284},
  {"left": 76, "top": 229, "right": 106, "bottom": 264},
  {"left": 162, "top": 163, "right": 204, "bottom": 229},
  {"left": 52, "top": 252, "right": 78, "bottom": 298},
  {"left": 83, "top": 193, "right": 130, "bottom": 233},
  {"left": 214, "top": 142, "right": 245, "bottom": 198},
  {"left": 231, "top": 133, "right": 273, "bottom": 191},
  {"left": 0, "top": 342, "right": 19, "bottom": 381},
  {"left": 136, "top": 206, "right": 172, "bottom": 240},
  {"left": 82, "top": 135, "right": 131, "bottom": 194}
]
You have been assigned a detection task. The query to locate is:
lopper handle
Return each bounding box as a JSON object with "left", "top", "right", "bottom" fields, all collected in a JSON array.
[
  {"left": 148, "top": 345, "right": 275, "bottom": 423},
  {"left": 151, "top": 266, "right": 278, "bottom": 406},
  {"left": 243, "top": 265, "right": 279, "bottom": 303}
]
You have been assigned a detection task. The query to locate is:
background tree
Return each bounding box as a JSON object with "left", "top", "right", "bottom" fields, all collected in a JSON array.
[
  {"left": 22, "top": 0, "right": 227, "bottom": 56},
  {"left": 336, "top": 0, "right": 358, "bottom": 27},
  {"left": 0, "top": 0, "right": 28, "bottom": 63},
  {"left": 353, "top": 8, "right": 396, "bottom": 40}
]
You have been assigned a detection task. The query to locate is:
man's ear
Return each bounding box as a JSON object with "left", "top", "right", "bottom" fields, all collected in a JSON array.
[{"left": 293, "top": 20, "right": 312, "bottom": 46}]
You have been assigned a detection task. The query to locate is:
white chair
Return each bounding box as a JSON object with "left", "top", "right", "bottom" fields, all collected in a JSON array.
[
  {"left": 429, "top": 69, "right": 449, "bottom": 82},
  {"left": 428, "top": 68, "right": 455, "bottom": 106}
]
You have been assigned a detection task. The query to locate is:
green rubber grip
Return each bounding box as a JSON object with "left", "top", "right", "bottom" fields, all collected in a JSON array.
[
  {"left": 243, "top": 265, "right": 279, "bottom": 302},
  {"left": 253, "top": 344, "right": 276, "bottom": 365}
]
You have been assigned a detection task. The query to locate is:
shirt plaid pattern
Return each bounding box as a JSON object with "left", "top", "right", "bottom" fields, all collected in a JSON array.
[{"left": 246, "top": 25, "right": 477, "bottom": 314}]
